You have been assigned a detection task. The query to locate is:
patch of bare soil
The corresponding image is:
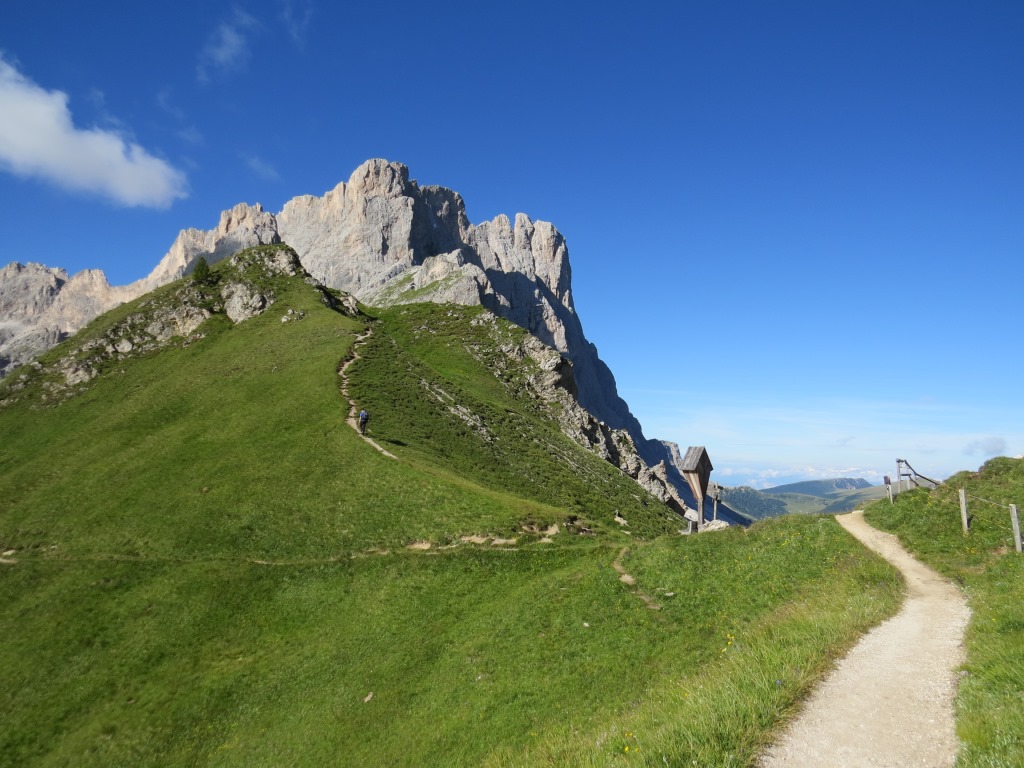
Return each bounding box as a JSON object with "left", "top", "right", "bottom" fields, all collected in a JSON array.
[
  {"left": 612, "top": 547, "right": 661, "bottom": 611},
  {"left": 758, "top": 510, "right": 970, "bottom": 768}
]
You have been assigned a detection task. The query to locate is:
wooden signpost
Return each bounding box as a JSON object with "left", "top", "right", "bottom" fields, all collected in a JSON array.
[{"left": 680, "top": 446, "right": 713, "bottom": 529}]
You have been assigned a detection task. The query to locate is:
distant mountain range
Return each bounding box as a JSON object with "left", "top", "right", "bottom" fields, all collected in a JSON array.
[
  {"left": 723, "top": 478, "right": 886, "bottom": 520},
  {"left": 762, "top": 478, "right": 873, "bottom": 496}
]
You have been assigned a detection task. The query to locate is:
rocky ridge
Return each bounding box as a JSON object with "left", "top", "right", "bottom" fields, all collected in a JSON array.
[
  {"left": 0, "top": 159, "right": 705, "bottom": 512},
  {"left": 466, "top": 312, "right": 691, "bottom": 517}
]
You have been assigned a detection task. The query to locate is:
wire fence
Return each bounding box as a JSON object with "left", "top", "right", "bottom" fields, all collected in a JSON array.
[
  {"left": 959, "top": 488, "right": 1022, "bottom": 553},
  {"left": 886, "top": 459, "right": 1022, "bottom": 553}
]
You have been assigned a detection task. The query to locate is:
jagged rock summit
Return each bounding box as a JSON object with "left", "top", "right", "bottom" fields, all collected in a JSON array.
[{"left": 0, "top": 159, "right": 697, "bottom": 502}]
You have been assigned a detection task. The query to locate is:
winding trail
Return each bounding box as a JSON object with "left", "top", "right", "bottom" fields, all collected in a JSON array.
[
  {"left": 759, "top": 510, "right": 970, "bottom": 768},
  {"left": 338, "top": 327, "right": 396, "bottom": 459}
]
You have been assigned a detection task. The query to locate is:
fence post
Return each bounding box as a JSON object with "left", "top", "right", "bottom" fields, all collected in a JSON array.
[
  {"left": 959, "top": 488, "right": 970, "bottom": 534},
  {"left": 1011, "top": 504, "right": 1022, "bottom": 553}
]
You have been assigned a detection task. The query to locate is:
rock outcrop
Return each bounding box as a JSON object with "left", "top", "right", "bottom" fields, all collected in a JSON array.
[{"left": 0, "top": 159, "right": 702, "bottom": 513}]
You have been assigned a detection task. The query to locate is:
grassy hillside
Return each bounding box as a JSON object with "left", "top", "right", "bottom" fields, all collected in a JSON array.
[
  {"left": 762, "top": 478, "right": 872, "bottom": 497},
  {"left": 819, "top": 485, "right": 888, "bottom": 514},
  {"left": 728, "top": 481, "right": 886, "bottom": 519},
  {"left": 864, "top": 457, "right": 1024, "bottom": 767},
  {"left": 0, "top": 248, "right": 904, "bottom": 766},
  {"left": 721, "top": 486, "right": 789, "bottom": 519}
]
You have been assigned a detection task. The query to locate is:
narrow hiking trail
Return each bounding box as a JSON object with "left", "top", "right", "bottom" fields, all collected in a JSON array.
[
  {"left": 758, "top": 510, "right": 970, "bottom": 768},
  {"left": 338, "top": 327, "right": 396, "bottom": 459},
  {"left": 612, "top": 547, "right": 663, "bottom": 611}
]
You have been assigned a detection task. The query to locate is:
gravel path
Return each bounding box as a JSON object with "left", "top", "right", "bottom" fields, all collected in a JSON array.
[{"left": 758, "top": 510, "right": 970, "bottom": 768}]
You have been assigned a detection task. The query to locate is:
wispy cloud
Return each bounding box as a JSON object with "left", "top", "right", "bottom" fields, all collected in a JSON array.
[
  {"left": 156, "top": 89, "right": 204, "bottom": 145},
  {"left": 717, "top": 462, "right": 887, "bottom": 490},
  {"left": 197, "top": 9, "right": 261, "bottom": 83},
  {"left": 243, "top": 154, "right": 280, "bottom": 180},
  {"left": 964, "top": 436, "right": 1006, "bottom": 457},
  {"left": 154, "top": 88, "right": 204, "bottom": 145},
  {"left": 177, "top": 126, "right": 205, "bottom": 146},
  {"left": 85, "top": 88, "right": 124, "bottom": 130},
  {"left": 156, "top": 89, "right": 185, "bottom": 121},
  {"left": 281, "top": 0, "right": 315, "bottom": 47},
  {"left": 0, "top": 56, "right": 187, "bottom": 208}
]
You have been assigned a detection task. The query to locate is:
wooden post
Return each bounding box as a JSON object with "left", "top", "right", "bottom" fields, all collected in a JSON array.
[
  {"left": 959, "top": 488, "right": 970, "bottom": 534},
  {"left": 1011, "top": 504, "right": 1022, "bottom": 553},
  {"left": 680, "top": 447, "right": 713, "bottom": 529}
]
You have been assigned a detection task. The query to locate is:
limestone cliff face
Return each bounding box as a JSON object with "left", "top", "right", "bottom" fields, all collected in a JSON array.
[
  {"left": 277, "top": 162, "right": 469, "bottom": 295},
  {"left": 0, "top": 262, "right": 138, "bottom": 373},
  {"left": 0, "top": 159, "right": 685, "bottom": 495}
]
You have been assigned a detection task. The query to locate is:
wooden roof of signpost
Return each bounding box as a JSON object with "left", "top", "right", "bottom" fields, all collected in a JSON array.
[{"left": 680, "top": 445, "right": 713, "bottom": 506}]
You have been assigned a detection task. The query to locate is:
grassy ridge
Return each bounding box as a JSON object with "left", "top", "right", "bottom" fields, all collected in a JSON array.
[
  {"left": 0, "top": 273, "right": 569, "bottom": 558},
  {"left": 1, "top": 252, "right": 905, "bottom": 765},
  {"left": 864, "top": 457, "right": 1024, "bottom": 767}
]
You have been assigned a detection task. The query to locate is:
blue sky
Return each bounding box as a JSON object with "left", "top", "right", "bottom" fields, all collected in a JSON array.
[{"left": 2, "top": 1, "right": 1022, "bottom": 488}]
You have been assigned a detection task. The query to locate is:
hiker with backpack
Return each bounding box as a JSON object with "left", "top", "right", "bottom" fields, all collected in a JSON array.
[{"left": 358, "top": 409, "right": 369, "bottom": 435}]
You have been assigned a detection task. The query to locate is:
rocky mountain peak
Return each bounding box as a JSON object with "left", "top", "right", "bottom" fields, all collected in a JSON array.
[{"left": 348, "top": 158, "right": 413, "bottom": 197}]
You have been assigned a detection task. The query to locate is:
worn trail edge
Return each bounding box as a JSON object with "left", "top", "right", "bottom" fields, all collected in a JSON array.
[
  {"left": 759, "top": 510, "right": 970, "bottom": 768},
  {"left": 338, "top": 327, "right": 396, "bottom": 459}
]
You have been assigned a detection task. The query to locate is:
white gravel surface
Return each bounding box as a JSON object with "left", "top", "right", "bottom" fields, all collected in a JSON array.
[{"left": 758, "top": 510, "right": 970, "bottom": 768}]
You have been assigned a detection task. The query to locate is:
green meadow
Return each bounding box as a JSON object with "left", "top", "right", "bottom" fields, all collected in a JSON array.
[{"left": 0, "top": 251, "right": 904, "bottom": 766}]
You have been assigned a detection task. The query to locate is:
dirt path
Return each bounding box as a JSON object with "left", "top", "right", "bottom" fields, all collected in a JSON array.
[
  {"left": 611, "top": 547, "right": 662, "bottom": 611},
  {"left": 338, "top": 327, "right": 396, "bottom": 459},
  {"left": 758, "top": 510, "right": 970, "bottom": 768}
]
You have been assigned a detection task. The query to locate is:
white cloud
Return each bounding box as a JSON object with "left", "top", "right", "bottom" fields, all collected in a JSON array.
[
  {"left": 0, "top": 57, "right": 188, "bottom": 208},
  {"left": 197, "top": 9, "right": 261, "bottom": 82}
]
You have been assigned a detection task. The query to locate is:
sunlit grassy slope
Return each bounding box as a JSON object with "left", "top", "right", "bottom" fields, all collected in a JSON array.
[
  {"left": 864, "top": 457, "right": 1024, "bottom": 768},
  {"left": 0, "top": 249, "right": 902, "bottom": 766}
]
